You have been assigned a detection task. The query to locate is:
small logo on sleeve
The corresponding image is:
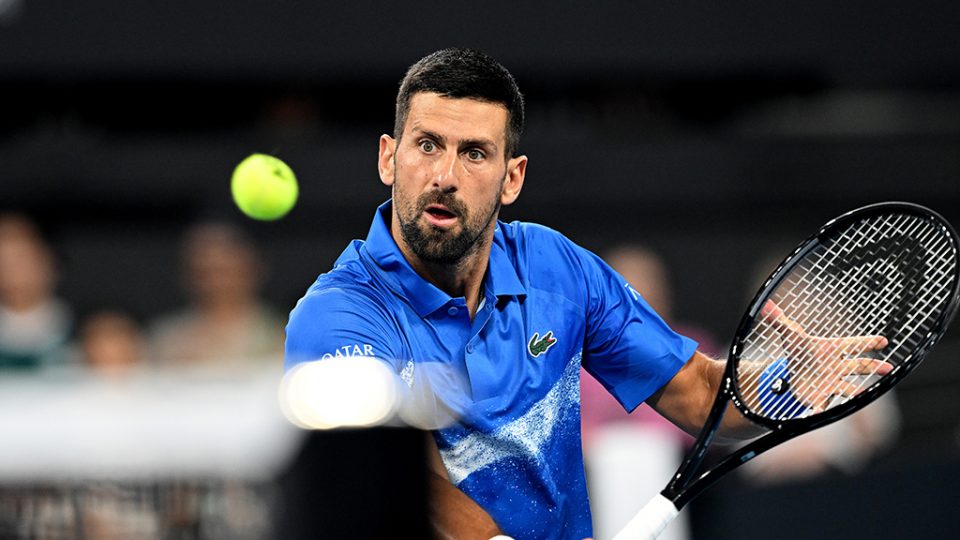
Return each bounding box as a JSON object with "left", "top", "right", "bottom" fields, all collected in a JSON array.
[{"left": 527, "top": 331, "right": 558, "bottom": 358}]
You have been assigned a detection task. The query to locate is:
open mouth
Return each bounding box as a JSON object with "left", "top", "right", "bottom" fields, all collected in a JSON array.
[{"left": 423, "top": 204, "right": 458, "bottom": 227}]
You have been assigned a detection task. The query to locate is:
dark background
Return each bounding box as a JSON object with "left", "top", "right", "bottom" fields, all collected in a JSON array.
[{"left": 2, "top": 1, "right": 960, "bottom": 537}]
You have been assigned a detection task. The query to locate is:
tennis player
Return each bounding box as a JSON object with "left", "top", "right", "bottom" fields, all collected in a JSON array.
[{"left": 284, "top": 48, "right": 886, "bottom": 540}]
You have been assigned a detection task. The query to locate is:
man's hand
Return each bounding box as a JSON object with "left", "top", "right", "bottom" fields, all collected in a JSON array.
[{"left": 759, "top": 300, "right": 893, "bottom": 412}]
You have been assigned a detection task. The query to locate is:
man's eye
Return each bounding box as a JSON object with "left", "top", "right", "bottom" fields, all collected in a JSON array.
[
  {"left": 466, "top": 149, "right": 485, "bottom": 161},
  {"left": 419, "top": 140, "right": 436, "bottom": 153}
]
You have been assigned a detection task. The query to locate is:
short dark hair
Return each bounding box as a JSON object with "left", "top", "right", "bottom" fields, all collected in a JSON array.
[{"left": 394, "top": 48, "right": 525, "bottom": 158}]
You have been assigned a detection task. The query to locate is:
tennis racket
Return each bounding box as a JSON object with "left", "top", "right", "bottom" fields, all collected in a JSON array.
[{"left": 614, "top": 201, "right": 960, "bottom": 540}]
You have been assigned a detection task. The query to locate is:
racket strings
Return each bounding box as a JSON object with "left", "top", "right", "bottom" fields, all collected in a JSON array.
[
  {"left": 765, "top": 217, "right": 953, "bottom": 411},
  {"left": 776, "top": 266, "right": 952, "bottom": 419},
  {"left": 760, "top": 214, "right": 913, "bottom": 342},
  {"left": 748, "top": 254, "right": 899, "bottom": 416},
  {"left": 753, "top": 282, "right": 910, "bottom": 416},
  {"left": 760, "top": 219, "right": 956, "bottom": 413},
  {"left": 785, "top": 215, "right": 942, "bottom": 356},
  {"left": 755, "top": 214, "right": 928, "bottom": 356},
  {"left": 804, "top": 219, "right": 957, "bottom": 371},
  {"left": 736, "top": 212, "right": 958, "bottom": 420},
  {"left": 739, "top": 213, "right": 921, "bottom": 389}
]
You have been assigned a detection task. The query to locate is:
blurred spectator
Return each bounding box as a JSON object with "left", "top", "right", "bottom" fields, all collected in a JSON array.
[
  {"left": 582, "top": 245, "right": 719, "bottom": 540},
  {"left": 77, "top": 310, "right": 146, "bottom": 379},
  {"left": 79, "top": 483, "right": 161, "bottom": 540},
  {"left": 148, "top": 222, "right": 285, "bottom": 370},
  {"left": 0, "top": 214, "right": 73, "bottom": 370},
  {"left": 741, "top": 395, "right": 900, "bottom": 483}
]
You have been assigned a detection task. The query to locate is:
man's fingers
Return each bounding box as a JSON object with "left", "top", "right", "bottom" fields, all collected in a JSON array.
[
  {"left": 832, "top": 379, "right": 867, "bottom": 400},
  {"left": 759, "top": 300, "right": 809, "bottom": 339},
  {"left": 759, "top": 300, "right": 782, "bottom": 320},
  {"left": 832, "top": 334, "right": 889, "bottom": 354},
  {"left": 760, "top": 302, "right": 890, "bottom": 359},
  {"left": 842, "top": 357, "right": 895, "bottom": 376},
  {"left": 804, "top": 379, "right": 872, "bottom": 412}
]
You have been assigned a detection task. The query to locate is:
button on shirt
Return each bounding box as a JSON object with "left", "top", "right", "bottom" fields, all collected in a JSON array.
[{"left": 285, "top": 201, "right": 697, "bottom": 540}]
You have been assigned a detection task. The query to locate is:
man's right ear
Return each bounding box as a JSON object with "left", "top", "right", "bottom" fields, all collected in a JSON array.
[{"left": 379, "top": 135, "right": 396, "bottom": 187}]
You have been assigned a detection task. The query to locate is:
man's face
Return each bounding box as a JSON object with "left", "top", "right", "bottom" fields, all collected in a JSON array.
[{"left": 379, "top": 93, "right": 526, "bottom": 266}]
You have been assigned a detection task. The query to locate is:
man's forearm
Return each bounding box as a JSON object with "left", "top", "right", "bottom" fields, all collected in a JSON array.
[
  {"left": 704, "top": 356, "right": 769, "bottom": 441},
  {"left": 425, "top": 433, "right": 502, "bottom": 539},
  {"left": 429, "top": 471, "right": 503, "bottom": 540}
]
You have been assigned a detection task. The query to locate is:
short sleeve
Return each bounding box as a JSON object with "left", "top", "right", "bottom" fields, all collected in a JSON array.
[
  {"left": 578, "top": 248, "right": 698, "bottom": 413},
  {"left": 284, "top": 284, "right": 405, "bottom": 372}
]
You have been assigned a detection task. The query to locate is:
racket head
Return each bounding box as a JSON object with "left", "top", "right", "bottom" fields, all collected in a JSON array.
[{"left": 727, "top": 202, "right": 960, "bottom": 431}]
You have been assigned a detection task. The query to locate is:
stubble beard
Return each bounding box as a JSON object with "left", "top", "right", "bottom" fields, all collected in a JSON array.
[{"left": 395, "top": 183, "right": 502, "bottom": 267}]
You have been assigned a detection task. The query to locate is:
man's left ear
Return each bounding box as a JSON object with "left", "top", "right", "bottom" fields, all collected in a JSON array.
[
  {"left": 378, "top": 134, "right": 397, "bottom": 187},
  {"left": 501, "top": 155, "right": 527, "bottom": 206}
]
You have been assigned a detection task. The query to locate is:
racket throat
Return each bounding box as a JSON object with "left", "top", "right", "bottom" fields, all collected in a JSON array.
[{"left": 662, "top": 388, "right": 731, "bottom": 507}]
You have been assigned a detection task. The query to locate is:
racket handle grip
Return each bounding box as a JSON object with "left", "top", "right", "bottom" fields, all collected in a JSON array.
[{"left": 612, "top": 493, "right": 679, "bottom": 540}]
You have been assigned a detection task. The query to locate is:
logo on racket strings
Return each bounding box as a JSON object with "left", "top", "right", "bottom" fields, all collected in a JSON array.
[{"left": 826, "top": 233, "right": 927, "bottom": 346}]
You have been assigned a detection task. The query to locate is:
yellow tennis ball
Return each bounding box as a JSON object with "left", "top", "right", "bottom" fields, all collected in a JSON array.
[{"left": 231, "top": 153, "right": 299, "bottom": 221}]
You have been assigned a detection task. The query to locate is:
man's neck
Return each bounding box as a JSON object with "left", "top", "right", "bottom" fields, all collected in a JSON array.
[{"left": 405, "top": 244, "right": 489, "bottom": 320}]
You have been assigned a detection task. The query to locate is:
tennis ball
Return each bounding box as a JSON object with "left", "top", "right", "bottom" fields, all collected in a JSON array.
[{"left": 231, "top": 153, "right": 299, "bottom": 221}]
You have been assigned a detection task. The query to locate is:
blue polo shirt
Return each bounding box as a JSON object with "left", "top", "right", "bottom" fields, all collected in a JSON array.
[{"left": 285, "top": 201, "right": 697, "bottom": 540}]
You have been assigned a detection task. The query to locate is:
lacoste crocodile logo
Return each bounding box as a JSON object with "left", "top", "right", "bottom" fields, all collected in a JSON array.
[{"left": 527, "top": 331, "right": 558, "bottom": 358}]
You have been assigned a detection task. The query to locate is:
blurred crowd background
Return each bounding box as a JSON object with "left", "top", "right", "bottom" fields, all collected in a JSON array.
[{"left": 2, "top": 1, "right": 960, "bottom": 538}]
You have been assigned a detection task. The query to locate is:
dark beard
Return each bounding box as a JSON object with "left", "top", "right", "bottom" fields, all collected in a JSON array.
[{"left": 399, "top": 191, "right": 500, "bottom": 265}]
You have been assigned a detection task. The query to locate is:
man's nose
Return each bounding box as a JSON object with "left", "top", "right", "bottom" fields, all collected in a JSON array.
[{"left": 432, "top": 151, "right": 460, "bottom": 191}]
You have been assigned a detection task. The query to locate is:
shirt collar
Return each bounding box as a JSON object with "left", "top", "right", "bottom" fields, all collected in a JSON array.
[
  {"left": 486, "top": 227, "right": 527, "bottom": 299},
  {"left": 361, "top": 200, "right": 526, "bottom": 317}
]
